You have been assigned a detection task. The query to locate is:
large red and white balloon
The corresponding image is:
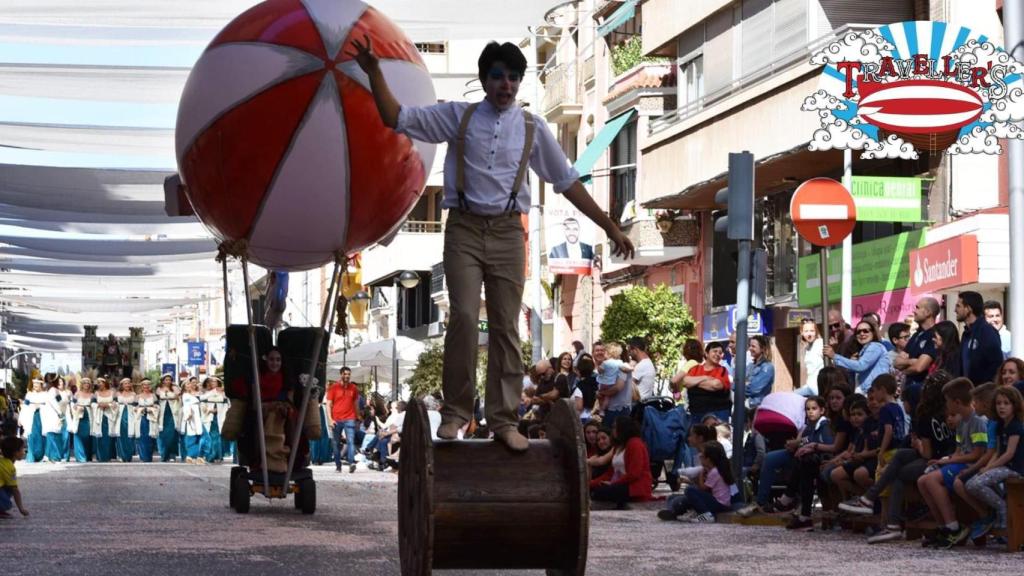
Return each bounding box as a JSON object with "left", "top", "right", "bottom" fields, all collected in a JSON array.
[{"left": 175, "top": 0, "right": 436, "bottom": 271}]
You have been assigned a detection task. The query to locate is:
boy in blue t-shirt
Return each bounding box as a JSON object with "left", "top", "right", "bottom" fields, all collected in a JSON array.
[
  {"left": 828, "top": 397, "right": 878, "bottom": 497},
  {"left": 918, "top": 378, "right": 988, "bottom": 548}
]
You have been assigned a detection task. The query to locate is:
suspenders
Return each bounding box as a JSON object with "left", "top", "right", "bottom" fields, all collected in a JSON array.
[{"left": 454, "top": 102, "right": 536, "bottom": 215}]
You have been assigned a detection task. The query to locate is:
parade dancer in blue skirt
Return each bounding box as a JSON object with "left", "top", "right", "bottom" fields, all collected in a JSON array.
[
  {"left": 18, "top": 380, "right": 47, "bottom": 462},
  {"left": 135, "top": 380, "right": 158, "bottom": 462},
  {"left": 155, "top": 375, "right": 181, "bottom": 462}
]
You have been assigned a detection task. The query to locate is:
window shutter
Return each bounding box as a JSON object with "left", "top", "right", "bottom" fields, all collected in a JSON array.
[
  {"left": 703, "top": 8, "right": 734, "bottom": 96},
  {"left": 772, "top": 0, "right": 807, "bottom": 60},
  {"left": 741, "top": 0, "right": 773, "bottom": 78}
]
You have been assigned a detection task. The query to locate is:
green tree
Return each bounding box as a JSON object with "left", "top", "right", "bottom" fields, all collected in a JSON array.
[
  {"left": 407, "top": 339, "right": 533, "bottom": 400},
  {"left": 610, "top": 35, "right": 669, "bottom": 76},
  {"left": 599, "top": 284, "right": 695, "bottom": 381}
]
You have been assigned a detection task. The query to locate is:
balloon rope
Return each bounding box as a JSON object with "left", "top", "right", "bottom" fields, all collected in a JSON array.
[{"left": 282, "top": 258, "right": 343, "bottom": 491}]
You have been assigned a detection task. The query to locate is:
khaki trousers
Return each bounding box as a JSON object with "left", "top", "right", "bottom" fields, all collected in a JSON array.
[{"left": 441, "top": 210, "right": 525, "bottom": 433}]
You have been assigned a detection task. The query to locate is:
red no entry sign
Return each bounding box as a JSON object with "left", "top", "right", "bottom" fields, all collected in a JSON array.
[{"left": 790, "top": 177, "right": 857, "bottom": 247}]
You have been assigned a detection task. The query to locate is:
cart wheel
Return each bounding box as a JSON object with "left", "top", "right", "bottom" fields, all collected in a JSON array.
[
  {"left": 298, "top": 478, "right": 316, "bottom": 515},
  {"left": 229, "top": 467, "right": 245, "bottom": 509},
  {"left": 233, "top": 474, "right": 251, "bottom": 514}
]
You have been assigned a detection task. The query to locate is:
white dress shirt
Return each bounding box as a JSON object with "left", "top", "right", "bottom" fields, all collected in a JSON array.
[{"left": 395, "top": 99, "right": 580, "bottom": 215}]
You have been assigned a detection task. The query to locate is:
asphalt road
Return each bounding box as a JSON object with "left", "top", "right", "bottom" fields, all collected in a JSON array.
[{"left": 3, "top": 461, "right": 1024, "bottom": 576}]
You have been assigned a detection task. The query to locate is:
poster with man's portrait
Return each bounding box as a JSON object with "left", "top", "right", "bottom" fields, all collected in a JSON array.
[{"left": 546, "top": 205, "right": 594, "bottom": 275}]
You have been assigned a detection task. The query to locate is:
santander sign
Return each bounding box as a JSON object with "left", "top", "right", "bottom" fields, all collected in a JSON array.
[{"left": 910, "top": 235, "right": 978, "bottom": 294}]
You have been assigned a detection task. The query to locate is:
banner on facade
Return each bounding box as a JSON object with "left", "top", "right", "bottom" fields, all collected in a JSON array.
[
  {"left": 850, "top": 176, "right": 923, "bottom": 222},
  {"left": 909, "top": 234, "right": 979, "bottom": 294},
  {"left": 546, "top": 204, "right": 595, "bottom": 275},
  {"left": 798, "top": 230, "right": 925, "bottom": 307},
  {"left": 187, "top": 341, "right": 206, "bottom": 366},
  {"left": 804, "top": 21, "right": 1024, "bottom": 159}
]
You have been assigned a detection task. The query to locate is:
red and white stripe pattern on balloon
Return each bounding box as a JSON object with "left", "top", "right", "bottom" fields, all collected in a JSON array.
[{"left": 175, "top": 0, "right": 436, "bottom": 271}]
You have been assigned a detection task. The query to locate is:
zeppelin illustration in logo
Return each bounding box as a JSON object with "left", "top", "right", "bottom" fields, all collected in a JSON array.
[{"left": 803, "top": 21, "right": 1024, "bottom": 159}]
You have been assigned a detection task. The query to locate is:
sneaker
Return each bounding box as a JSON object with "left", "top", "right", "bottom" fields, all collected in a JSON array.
[
  {"left": 867, "top": 526, "right": 904, "bottom": 544},
  {"left": 838, "top": 496, "right": 875, "bottom": 515},
  {"left": 773, "top": 496, "right": 797, "bottom": 513},
  {"left": 969, "top": 516, "right": 996, "bottom": 541},
  {"left": 786, "top": 517, "right": 814, "bottom": 531},
  {"left": 691, "top": 512, "right": 716, "bottom": 523},
  {"left": 736, "top": 503, "right": 759, "bottom": 518},
  {"left": 336, "top": 465, "right": 342, "bottom": 472},
  {"left": 922, "top": 528, "right": 948, "bottom": 548},
  {"left": 657, "top": 509, "right": 678, "bottom": 521},
  {"left": 349, "top": 464, "right": 357, "bottom": 474},
  {"left": 937, "top": 525, "right": 970, "bottom": 549},
  {"left": 679, "top": 510, "right": 699, "bottom": 522}
]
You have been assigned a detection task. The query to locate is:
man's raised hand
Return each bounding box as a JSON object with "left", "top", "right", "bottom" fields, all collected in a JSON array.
[{"left": 347, "top": 34, "right": 378, "bottom": 73}]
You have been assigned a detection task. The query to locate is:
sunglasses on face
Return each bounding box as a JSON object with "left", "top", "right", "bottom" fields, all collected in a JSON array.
[
  {"left": 856, "top": 328, "right": 873, "bottom": 335},
  {"left": 829, "top": 322, "right": 842, "bottom": 329},
  {"left": 487, "top": 69, "right": 521, "bottom": 82}
]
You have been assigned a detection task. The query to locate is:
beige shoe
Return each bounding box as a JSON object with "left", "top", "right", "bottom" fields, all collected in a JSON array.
[
  {"left": 436, "top": 421, "right": 462, "bottom": 440},
  {"left": 185, "top": 457, "right": 195, "bottom": 464},
  {"left": 196, "top": 457, "right": 207, "bottom": 465},
  {"left": 494, "top": 429, "right": 529, "bottom": 452}
]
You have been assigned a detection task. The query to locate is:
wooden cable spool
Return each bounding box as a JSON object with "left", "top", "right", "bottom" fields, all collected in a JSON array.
[{"left": 399, "top": 398, "right": 589, "bottom": 576}]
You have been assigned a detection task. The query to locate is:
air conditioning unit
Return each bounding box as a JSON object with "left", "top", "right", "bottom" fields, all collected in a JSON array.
[{"left": 427, "top": 321, "right": 445, "bottom": 337}]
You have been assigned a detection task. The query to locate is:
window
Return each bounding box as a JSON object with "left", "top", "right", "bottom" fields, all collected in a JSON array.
[
  {"left": 414, "top": 42, "right": 447, "bottom": 54},
  {"left": 679, "top": 55, "right": 704, "bottom": 109},
  {"left": 610, "top": 119, "right": 638, "bottom": 223},
  {"left": 398, "top": 278, "right": 438, "bottom": 331},
  {"left": 762, "top": 192, "right": 798, "bottom": 300}
]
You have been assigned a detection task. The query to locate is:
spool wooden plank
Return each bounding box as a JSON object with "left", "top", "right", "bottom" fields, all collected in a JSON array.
[{"left": 398, "top": 398, "right": 588, "bottom": 576}]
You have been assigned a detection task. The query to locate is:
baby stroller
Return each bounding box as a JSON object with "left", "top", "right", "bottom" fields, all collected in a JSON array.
[
  {"left": 633, "top": 396, "right": 688, "bottom": 492},
  {"left": 224, "top": 324, "right": 327, "bottom": 515}
]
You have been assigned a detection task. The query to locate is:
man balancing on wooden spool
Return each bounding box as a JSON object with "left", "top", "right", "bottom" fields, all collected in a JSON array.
[{"left": 350, "top": 38, "right": 634, "bottom": 452}]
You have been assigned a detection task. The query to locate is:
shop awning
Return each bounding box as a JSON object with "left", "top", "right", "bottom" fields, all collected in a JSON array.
[
  {"left": 574, "top": 109, "right": 635, "bottom": 183},
  {"left": 596, "top": 0, "right": 638, "bottom": 37}
]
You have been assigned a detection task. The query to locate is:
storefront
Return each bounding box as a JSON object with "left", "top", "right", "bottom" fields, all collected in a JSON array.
[{"left": 908, "top": 212, "right": 1009, "bottom": 318}]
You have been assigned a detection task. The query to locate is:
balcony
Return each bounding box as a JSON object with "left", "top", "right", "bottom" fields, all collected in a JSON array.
[
  {"left": 603, "top": 61, "right": 675, "bottom": 116},
  {"left": 607, "top": 216, "right": 699, "bottom": 267},
  {"left": 361, "top": 220, "right": 444, "bottom": 286},
  {"left": 542, "top": 63, "right": 582, "bottom": 124}
]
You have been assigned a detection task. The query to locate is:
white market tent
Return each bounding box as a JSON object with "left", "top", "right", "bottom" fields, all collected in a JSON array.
[{"left": 0, "top": 0, "right": 567, "bottom": 357}]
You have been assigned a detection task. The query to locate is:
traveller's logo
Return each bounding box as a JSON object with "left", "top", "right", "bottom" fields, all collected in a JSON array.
[{"left": 803, "top": 21, "right": 1024, "bottom": 158}]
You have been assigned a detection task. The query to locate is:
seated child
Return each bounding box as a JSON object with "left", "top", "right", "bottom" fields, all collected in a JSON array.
[
  {"left": 828, "top": 396, "right": 878, "bottom": 499},
  {"left": 658, "top": 441, "right": 736, "bottom": 522},
  {"left": 596, "top": 342, "right": 632, "bottom": 415},
  {"left": 917, "top": 377, "right": 989, "bottom": 549},
  {"left": 963, "top": 386, "right": 1024, "bottom": 539},
  {"left": 0, "top": 436, "right": 28, "bottom": 518},
  {"left": 677, "top": 424, "right": 717, "bottom": 481},
  {"left": 776, "top": 396, "right": 833, "bottom": 529}
]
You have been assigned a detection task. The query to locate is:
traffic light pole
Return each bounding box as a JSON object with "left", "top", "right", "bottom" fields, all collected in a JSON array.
[
  {"left": 819, "top": 248, "right": 832, "bottom": 367},
  {"left": 730, "top": 239, "right": 751, "bottom": 481}
]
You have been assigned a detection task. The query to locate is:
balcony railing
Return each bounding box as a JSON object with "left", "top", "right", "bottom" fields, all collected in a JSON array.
[
  {"left": 400, "top": 220, "right": 442, "bottom": 234},
  {"left": 649, "top": 24, "right": 873, "bottom": 136},
  {"left": 542, "top": 63, "right": 579, "bottom": 116}
]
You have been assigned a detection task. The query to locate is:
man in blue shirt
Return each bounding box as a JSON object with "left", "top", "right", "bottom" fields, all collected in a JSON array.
[
  {"left": 893, "top": 297, "right": 939, "bottom": 412},
  {"left": 958, "top": 291, "right": 1003, "bottom": 385}
]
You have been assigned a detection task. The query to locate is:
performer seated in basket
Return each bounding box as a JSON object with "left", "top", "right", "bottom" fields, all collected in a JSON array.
[{"left": 350, "top": 38, "right": 635, "bottom": 452}]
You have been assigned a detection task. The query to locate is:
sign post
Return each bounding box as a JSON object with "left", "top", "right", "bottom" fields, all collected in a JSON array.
[{"left": 791, "top": 178, "right": 857, "bottom": 364}]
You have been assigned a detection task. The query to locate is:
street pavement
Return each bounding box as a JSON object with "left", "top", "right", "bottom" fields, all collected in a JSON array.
[{"left": 3, "top": 462, "right": 1024, "bottom": 576}]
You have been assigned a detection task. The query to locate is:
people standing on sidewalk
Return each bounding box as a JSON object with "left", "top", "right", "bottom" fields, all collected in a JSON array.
[
  {"left": 984, "top": 300, "right": 1012, "bottom": 359},
  {"left": 958, "top": 291, "right": 1004, "bottom": 385},
  {"left": 930, "top": 320, "right": 963, "bottom": 378},
  {"left": 673, "top": 341, "right": 732, "bottom": 425},
  {"left": 745, "top": 335, "right": 775, "bottom": 408},
  {"left": 893, "top": 297, "right": 939, "bottom": 412},
  {"left": 326, "top": 367, "right": 360, "bottom": 473},
  {"left": 628, "top": 338, "right": 658, "bottom": 403},
  {"left": 797, "top": 319, "right": 823, "bottom": 397}
]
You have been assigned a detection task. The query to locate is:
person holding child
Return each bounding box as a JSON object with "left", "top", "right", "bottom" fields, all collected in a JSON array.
[
  {"left": 917, "top": 377, "right": 989, "bottom": 549},
  {"left": 593, "top": 341, "right": 633, "bottom": 423},
  {"left": 658, "top": 440, "right": 737, "bottom": 523},
  {"left": 0, "top": 437, "right": 28, "bottom": 519}
]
